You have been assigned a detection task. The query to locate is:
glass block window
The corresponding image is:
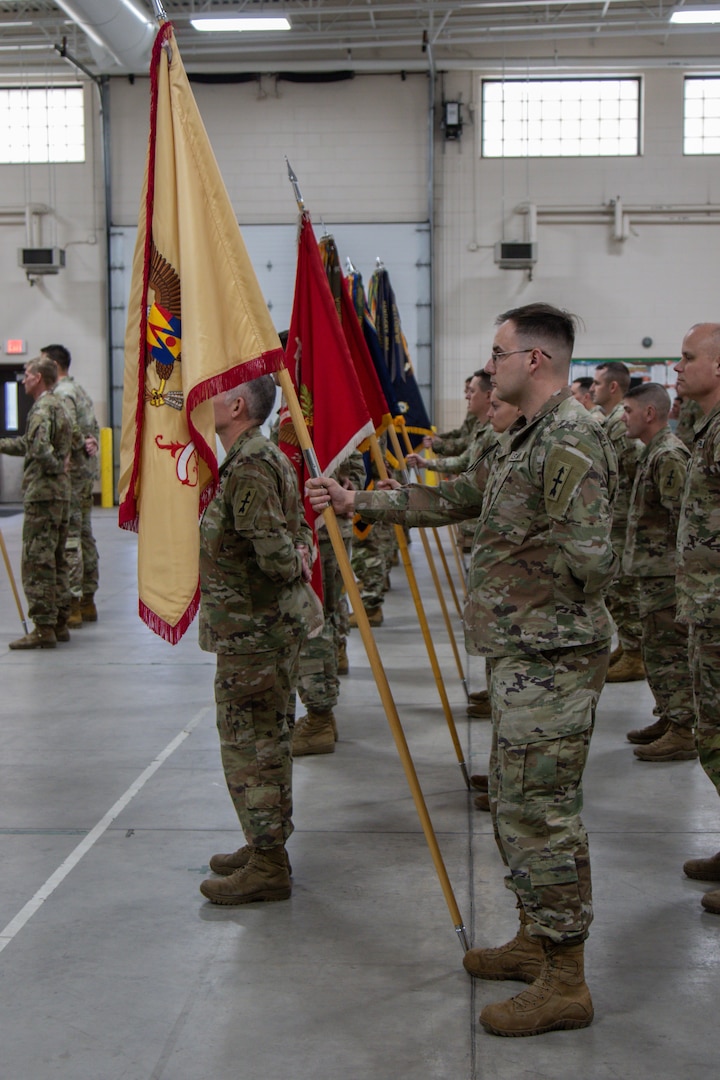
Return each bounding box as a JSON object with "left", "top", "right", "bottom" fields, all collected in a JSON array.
[
  {"left": 684, "top": 78, "right": 720, "bottom": 155},
  {"left": 482, "top": 78, "right": 640, "bottom": 158},
  {"left": 0, "top": 87, "right": 85, "bottom": 164}
]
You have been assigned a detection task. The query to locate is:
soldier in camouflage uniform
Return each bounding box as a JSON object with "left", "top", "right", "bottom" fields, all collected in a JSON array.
[
  {"left": 674, "top": 324, "right": 720, "bottom": 915},
  {"left": 0, "top": 356, "right": 72, "bottom": 649},
  {"left": 422, "top": 376, "right": 474, "bottom": 456},
  {"left": 620, "top": 383, "right": 695, "bottom": 760},
  {"left": 293, "top": 451, "right": 366, "bottom": 755},
  {"left": 591, "top": 362, "right": 645, "bottom": 681},
  {"left": 308, "top": 303, "right": 618, "bottom": 1037},
  {"left": 407, "top": 371, "right": 494, "bottom": 557},
  {"left": 198, "top": 375, "right": 318, "bottom": 907},
  {"left": 42, "top": 345, "right": 100, "bottom": 625}
]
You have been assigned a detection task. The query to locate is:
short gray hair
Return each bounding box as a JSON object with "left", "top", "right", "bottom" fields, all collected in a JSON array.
[{"left": 225, "top": 374, "right": 277, "bottom": 424}]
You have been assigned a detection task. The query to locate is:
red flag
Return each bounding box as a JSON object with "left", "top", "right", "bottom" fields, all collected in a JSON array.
[
  {"left": 278, "top": 213, "right": 374, "bottom": 595},
  {"left": 318, "top": 235, "right": 392, "bottom": 436}
]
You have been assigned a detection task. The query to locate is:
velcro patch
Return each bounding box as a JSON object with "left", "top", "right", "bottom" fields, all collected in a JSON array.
[
  {"left": 235, "top": 488, "right": 257, "bottom": 518},
  {"left": 661, "top": 460, "right": 684, "bottom": 499},
  {"left": 544, "top": 446, "right": 592, "bottom": 517}
]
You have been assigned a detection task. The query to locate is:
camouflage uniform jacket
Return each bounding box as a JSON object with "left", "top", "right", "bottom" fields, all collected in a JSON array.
[
  {"left": 54, "top": 376, "right": 100, "bottom": 481},
  {"left": 675, "top": 398, "right": 703, "bottom": 449},
  {"left": 199, "top": 426, "right": 314, "bottom": 655},
  {"left": 432, "top": 411, "right": 475, "bottom": 456},
  {"left": 623, "top": 427, "right": 690, "bottom": 614},
  {"left": 676, "top": 400, "right": 720, "bottom": 626},
  {"left": 602, "top": 402, "right": 642, "bottom": 540},
  {"left": 432, "top": 420, "right": 495, "bottom": 474},
  {"left": 0, "top": 390, "right": 72, "bottom": 503},
  {"left": 356, "top": 388, "right": 619, "bottom": 657}
]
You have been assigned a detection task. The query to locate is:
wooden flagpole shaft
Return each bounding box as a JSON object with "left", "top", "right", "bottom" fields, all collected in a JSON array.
[
  {"left": 400, "top": 426, "right": 468, "bottom": 604},
  {"left": 394, "top": 427, "right": 469, "bottom": 700},
  {"left": 368, "top": 434, "right": 469, "bottom": 789},
  {"left": 277, "top": 366, "right": 468, "bottom": 949},
  {"left": 0, "top": 530, "right": 29, "bottom": 634}
]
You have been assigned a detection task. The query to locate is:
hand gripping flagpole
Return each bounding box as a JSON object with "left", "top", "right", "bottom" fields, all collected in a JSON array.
[
  {"left": 0, "top": 530, "right": 29, "bottom": 635},
  {"left": 282, "top": 159, "right": 468, "bottom": 951}
]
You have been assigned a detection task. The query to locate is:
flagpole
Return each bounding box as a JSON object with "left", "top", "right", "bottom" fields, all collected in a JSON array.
[
  {"left": 0, "top": 530, "right": 29, "bottom": 635},
  {"left": 395, "top": 426, "right": 470, "bottom": 700},
  {"left": 368, "top": 433, "right": 470, "bottom": 788},
  {"left": 283, "top": 161, "right": 468, "bottom": 951}
]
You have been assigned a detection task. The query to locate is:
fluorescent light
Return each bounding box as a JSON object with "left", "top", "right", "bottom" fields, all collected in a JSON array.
[
  {"left": 191, "top": 16, "right": 291, "bottom": 33},
  {"left": 671, "top": 8, "right": 720, "bottom": 23}
]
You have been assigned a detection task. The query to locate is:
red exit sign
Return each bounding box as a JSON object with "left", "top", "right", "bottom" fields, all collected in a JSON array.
[{"left": 6, "top": 339, "right": 26, "bottom": 355}]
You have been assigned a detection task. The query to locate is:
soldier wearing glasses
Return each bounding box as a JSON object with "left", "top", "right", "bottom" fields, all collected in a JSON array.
[{"left": 306, "top": 303, "right": 618, "bottom": 1038}]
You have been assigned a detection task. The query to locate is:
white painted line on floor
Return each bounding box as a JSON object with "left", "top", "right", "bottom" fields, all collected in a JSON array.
[{"left": 0, "top": 705, "right": 211, "bottom": 956}]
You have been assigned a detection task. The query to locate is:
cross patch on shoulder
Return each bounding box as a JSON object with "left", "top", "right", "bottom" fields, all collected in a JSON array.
[
  {"left": 662, "top": 462, "right": 684, "bottom": 498},
  {"left": 544, "top": 446, "right": 592, "bottom": 517},
  {"left": 235, "top": 489, "right": 257, "bottom": 517}
]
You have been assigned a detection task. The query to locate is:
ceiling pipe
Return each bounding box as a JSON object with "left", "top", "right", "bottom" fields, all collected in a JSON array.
[{"left": 53, "top": 0, "right": 155, "bottom": 73}]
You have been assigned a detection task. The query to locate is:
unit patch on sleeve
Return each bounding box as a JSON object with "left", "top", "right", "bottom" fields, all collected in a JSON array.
[
  {"left": 235, "top": 488, "right": 257, "bottom": 519},
  {"left": 544, "top": 445, "right": 593, "bottom": 518}
]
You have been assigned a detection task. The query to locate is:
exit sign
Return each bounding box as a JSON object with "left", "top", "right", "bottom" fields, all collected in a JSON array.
[{"left": 6, "top": 339, "right": 26, "bottom": 355}]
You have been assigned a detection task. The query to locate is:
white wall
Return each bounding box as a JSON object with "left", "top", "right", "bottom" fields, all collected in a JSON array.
[
  {"left": 2, "top": 64, "right": 719, "bottom": 448},
  {"left": 0, "top": 82, "right": 108, "bottom": 428},
  {"left": 434, "top": 67, "right": 720, "bottom": 429}
]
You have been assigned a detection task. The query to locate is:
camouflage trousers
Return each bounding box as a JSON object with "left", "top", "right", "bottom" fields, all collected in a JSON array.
[
  {"left": 22, "top": 498, "right": 71, "bottom": 627},
  {"left": 689, "top": 626, "right": 720, "bottom": 796},
  {"left": 214, "top": 640, "right": 302, "bottom": 850},
  {"left": 66, "top": 477, "right": 99, "bottom": 601},
  {"left": 352, "top": 519, "right": 395, "bottom": 610},
  {"left": 605, "top": 574, "right": 642, "bottom": 652},
  {"left": 487, "top": 641, "right": 610, "bottom": 943},
  {"left": 297, "top": 530, "right": 344, "bottom": 712},
  {"left": 641, "top": 602, "right": 694, "bottom": 731}
]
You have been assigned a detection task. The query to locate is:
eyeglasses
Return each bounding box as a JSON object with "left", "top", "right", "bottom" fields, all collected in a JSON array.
[{"left": 490, "top": 347, "right": 552, "bottom": 364}]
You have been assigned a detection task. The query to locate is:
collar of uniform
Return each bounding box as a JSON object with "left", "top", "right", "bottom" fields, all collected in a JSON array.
[
  {"left": 694, "top": 398, "right": 720, "bottom": 440},
  {"left": 504, "top": 385, "right": 571, "bottom": 454},
  {"left": 603, "top": 400, "right": 624, "bottom": 426},
  {"left": 219, "top": 425, "right": 261, "bottom": 477}
]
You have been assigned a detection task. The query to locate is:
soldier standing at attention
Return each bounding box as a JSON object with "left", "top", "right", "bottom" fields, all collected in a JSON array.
[
  {"left": 41, "top": 344, "right": 100, "bottom": 626},
  {"left": 307, "top": 303, "right": 618, "bottom": 1038},
  {"left": 590, "top": 361, "right": 645, "bottom": 682},
  {"left": 620, "top": 383, "right": 695, "bottom": 760},
  {"left": 0, "top": 356, "right": 72, "bottom": 649},
  {"left": 198, "top": 374, "right": 316, "bottom": 907},
  {"left": 674, "top": 324, "right": 720, "bottom": 914}
]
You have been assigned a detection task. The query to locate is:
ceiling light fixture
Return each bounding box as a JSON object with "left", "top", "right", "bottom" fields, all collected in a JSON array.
[
  {"left": 190, "top": 16, "right": 292, "bottom": 33},
  {"left": 670, "top": 7, "right": 720, "bottom": 23}
]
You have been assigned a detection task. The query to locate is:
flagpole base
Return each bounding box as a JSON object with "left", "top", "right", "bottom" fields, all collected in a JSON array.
[
  {"left": 455, "top": 924, "right": 469, "bottom": 952},
  {"left": 459, "top": 761, "right": 471, "bottom": 791},
  {"left": 461, "top": 677, "right": 469, "bottom": 702}
]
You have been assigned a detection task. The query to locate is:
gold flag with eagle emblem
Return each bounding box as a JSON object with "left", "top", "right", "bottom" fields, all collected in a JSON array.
[{"left": 118, "top": 22, "right": 284, "bottom": 642}]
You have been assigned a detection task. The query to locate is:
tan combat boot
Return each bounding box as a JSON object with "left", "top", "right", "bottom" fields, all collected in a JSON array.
[
  {"left": 469, "top": 689, "right": 490, "bottom": 705},
  {"left": 701, "top": 889, "right": 720, "bottom": 914},
  {"left": 605, "top": 649, "right": 645, "bottom": 682},
  {"left": 79, "top": 596, "right": 98, "bottom": 622},
  {"left": 683, "top": 851, "right": 720, "bottom": 881},
  {"left": 348, "top": 606, "right": 383, "bottom": 628},
  {"left": 9, "top": 625, "right": 57, "bottom": 650},
  {"left": 54, "top": 617, "right": 71, "bottom": 643},
  {"left": 470, "top": 774, "right": 489, "bottom": 792},
  {"left": 633, "top": 724, "right": 697, "bottom": 762},
  {"left": 463, "top": 913, "right": 545, "bottom": 983},
  {"left": 67, "top": 600, "right": 83, "bottom": 629},
  {"left": 474, "top": 793, "right": 490, "bottom": 812},
  {"left": 200, "top": 846, "right": 291, "bottom": 905},
  {"left": 626, "top": 716, "right": 669, "bottom": 745},
  {"left": 293, "top": 710, "right": 336, "bottom": 756},
  {"left": 479, "top": 939, "right": 593, "bottom": 1037},
  {"left": 337, "top": 637, "right": 349, "bottom": 675},
  {"left": 467, "top": 694, "right": 492, "bottom": 719},
  {"left": 209, "top": 845, "right": 292, "bottom": 877}
]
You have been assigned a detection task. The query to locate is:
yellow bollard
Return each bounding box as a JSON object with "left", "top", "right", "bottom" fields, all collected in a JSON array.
[{"left": 100, "top": 427, "right": 114, "bottom": 508}]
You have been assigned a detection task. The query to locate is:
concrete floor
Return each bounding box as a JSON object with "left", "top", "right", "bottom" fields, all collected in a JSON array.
[{"left": 0, "top": 507, "right": 718, "bottom": 1080}]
